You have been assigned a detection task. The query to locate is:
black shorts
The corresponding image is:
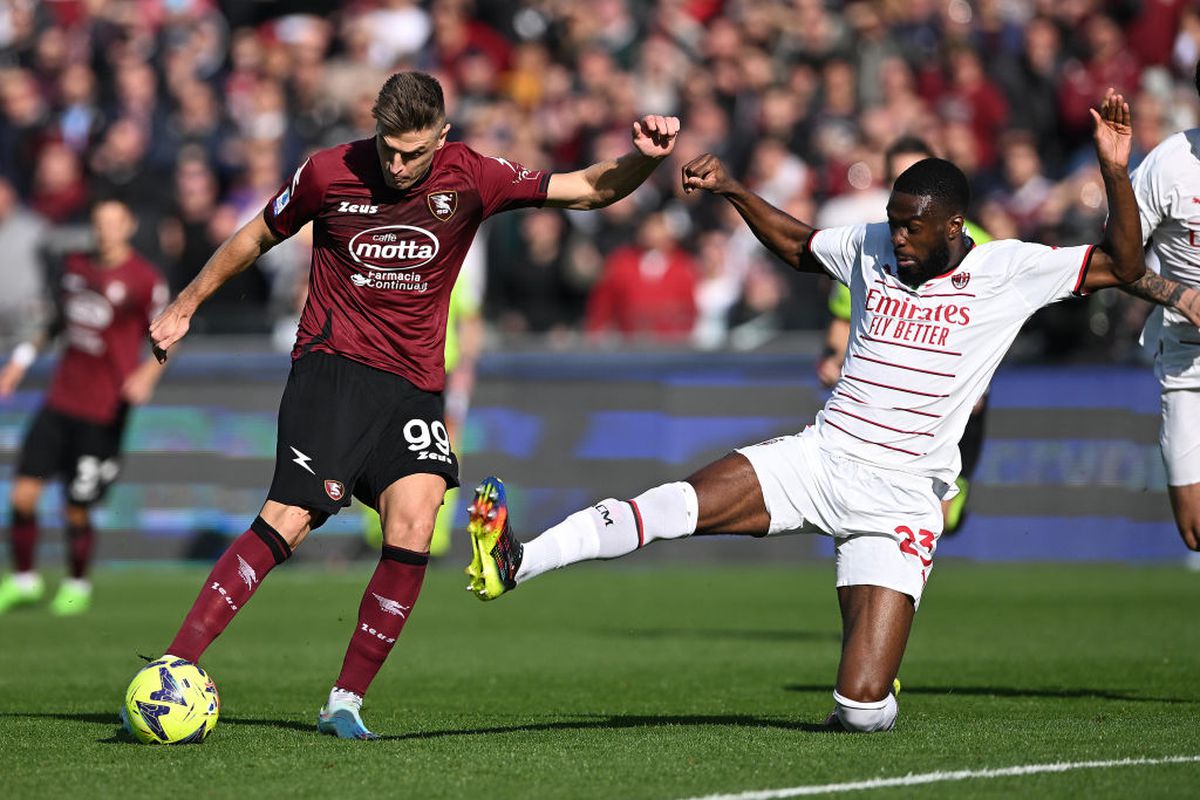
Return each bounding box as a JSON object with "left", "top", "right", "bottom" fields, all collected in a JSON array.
[
  {"left": 16, "top": 404, "right": 130, "bottom": 506},
  {"left": 267, "top": 352, "right": 460, "bottom": 515}
]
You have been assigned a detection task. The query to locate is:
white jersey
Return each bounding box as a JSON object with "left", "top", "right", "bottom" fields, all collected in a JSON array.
[
  {"left": 809, "top": 223, "right": 1093, "bottom": 484},
  {"left": 1130, "top": 129, "right": 1200, "bottom": 389}
]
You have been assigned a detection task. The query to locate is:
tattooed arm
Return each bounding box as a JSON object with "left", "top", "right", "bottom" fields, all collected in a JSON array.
[{"left": 1122, "top": 270, "right": 1200, "bottom": 326}]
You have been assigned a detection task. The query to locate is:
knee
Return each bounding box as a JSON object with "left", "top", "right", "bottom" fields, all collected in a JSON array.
[
  {"left": 382, "top": 507, "right": 438, "bottom": 549},
  {"left": 836, "top": 676, "right": 895, "bottom": 705},
  {"left": 832, "top": 690, "right": 898, "bottom": 733},
  {"left": 64, "top": 505, "right": 90, "bottom": 529},
  {"left": 10, "top": 483, "right": 39, "bottom": 515}
]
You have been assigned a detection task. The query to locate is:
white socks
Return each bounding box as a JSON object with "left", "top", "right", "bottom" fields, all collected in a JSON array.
[
  {"left": 515, "top": 482, "right": 699, "bottom": 584},
  {"left": 832, "top": 690, "right": 898, "bottom": 732}
]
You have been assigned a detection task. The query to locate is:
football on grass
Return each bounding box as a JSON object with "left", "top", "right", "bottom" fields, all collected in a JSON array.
[{"left": 121, "top": 657, "right": 219, "bottom": 744}]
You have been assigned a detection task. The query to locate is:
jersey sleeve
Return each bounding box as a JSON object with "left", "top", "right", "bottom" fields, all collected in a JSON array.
[
  {"left": 472, "top": 151, "right": 550, "bottom": 218},
  {"left": 1010, "top": 242, "right": 1096, "bottom": 310},
  {"left": 263, "top": 157, "right": 326, "bottom": 239},
  {"left": 1130, "top": 145, "right": 1167, "bottom": 248},
  {"left": 805, "top": 225, "right": 866, "bottom": 286}
]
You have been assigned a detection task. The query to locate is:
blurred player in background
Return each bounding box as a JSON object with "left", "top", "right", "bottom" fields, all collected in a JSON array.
[
  {"left": 146, "top": 71, "right": 679, "bottom": 739},
  {"left": 817, "top": 137, "right": 993, "bottom": 534},
  {"left": 468, "top": 92, "right": 1142, "bottom": 732},
  {"left": 0, "top": 197, "right": 167, "bottom": 615},
  {"left": 1120, "top": 61, "right": 1200, "bottom": 564}
]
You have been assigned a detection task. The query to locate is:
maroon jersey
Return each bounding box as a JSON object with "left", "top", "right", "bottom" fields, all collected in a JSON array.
[
  {"left": 47, "top": 252, "right": 167, "bottom": 424},
  {"left": 264, "top": 139, "right": 549, "bottom": 391}
]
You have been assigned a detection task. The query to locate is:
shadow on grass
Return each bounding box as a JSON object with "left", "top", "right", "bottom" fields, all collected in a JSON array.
[
  {"left": 0, "top": 711, "right": 835, "bottom": 741},
  {"left": 603, "top": 627, "right": 841, "bottom": 643},
  {"left": 782, "top": 684, "right": 1191, "bottom": 703},
  {"left": 376, "top": 714, "right": 835, "bottom": 741}
]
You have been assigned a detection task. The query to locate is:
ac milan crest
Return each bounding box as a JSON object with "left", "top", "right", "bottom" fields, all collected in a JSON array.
[
  {"left": 324, "top": 480, "right": 345, "bottom": 501},
  {"left": 427, "top": 191, "right": 458, "bottom": 221},
  {"left": 952, "top": 272, "right": 970, "bottom": 289}
]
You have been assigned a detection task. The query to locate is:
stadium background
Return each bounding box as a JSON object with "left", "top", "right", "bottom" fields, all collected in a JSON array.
[{"left": 0, "top": 0, "right": 1196, "bottom": 566}]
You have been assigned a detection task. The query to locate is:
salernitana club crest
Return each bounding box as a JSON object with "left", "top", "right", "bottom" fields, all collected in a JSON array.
[{"left": 427, "top": 191, "right": 458, "bottom": 221}]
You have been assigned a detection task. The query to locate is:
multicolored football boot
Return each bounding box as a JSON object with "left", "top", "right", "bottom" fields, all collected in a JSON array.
[{"left": 466, "top": 476, "right": 522, "bottom": 601}]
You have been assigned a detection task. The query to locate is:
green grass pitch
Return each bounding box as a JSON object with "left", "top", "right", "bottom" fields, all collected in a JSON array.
[{"left": 1, "top": 561, "right": 1198, "bottom": 798}]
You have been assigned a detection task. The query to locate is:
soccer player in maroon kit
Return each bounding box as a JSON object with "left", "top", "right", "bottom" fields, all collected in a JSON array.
[
  {"left": 146, "top": 71, "right": 680, "bottom": 739},
  {"left": 0, "top": 197, "right": 168, "bottom": 616}
]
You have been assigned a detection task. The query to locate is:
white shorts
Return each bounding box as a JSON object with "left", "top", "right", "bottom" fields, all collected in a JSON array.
[
  {"left": 1161, "top": 388, "right": 1200, "bottom": 486},
  {"left": 737, "top": 427, "right": 944, "bottom": 606}
]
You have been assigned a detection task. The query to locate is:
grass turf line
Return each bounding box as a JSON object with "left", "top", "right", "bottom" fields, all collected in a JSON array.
[{"left": 0, "top": 562, "right": 1197, "bottom": 799}]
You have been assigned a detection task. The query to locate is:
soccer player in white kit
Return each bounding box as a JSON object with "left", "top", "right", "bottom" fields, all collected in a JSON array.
[
  {"left": 466, "top": 92, "right": 1145, "bottom": 732},
  {"left": 1120, "top": 62, "right": 1200, "bottom": 558}
]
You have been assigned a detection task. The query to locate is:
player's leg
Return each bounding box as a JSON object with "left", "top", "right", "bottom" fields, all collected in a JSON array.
[
  {"left": 163, "top": 500, "right": 319, "bottom": 663},
  {"left": 319, "top": 371, "right": 458, "bottom": 739},
  {"left": 49, "top": 503, "right": 96, "bottom": 615},
  {"left": 320, "top": 473, "right": 445, "bottom": 739},
  {"left": 0, "top": 476, "right": 46, "bottom": 612},
  {"left": 467, "top": 450, "right": 770, "bottom": 599},
  {"left": 828, "top": 584, "right": 911, "bottom": 732},
  {"left": 1160, "top": 388, "right": 1200, "bottom": 564},
  {"left": 0, "top": 405, "right": 65, "bottom": 612},
  {"left": 1168, "top": 484, "right": 1200, "bottom": 552},
  {"left": 50, "top": 413, "right": 129, "bottom": 615}
]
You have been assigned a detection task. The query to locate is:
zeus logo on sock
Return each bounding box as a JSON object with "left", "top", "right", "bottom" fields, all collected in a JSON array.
[
  {"left": 210, "top": 581, "right": 238, "bottom": 611},
  {"left": 360, "top": 623, "right": 396, "bottom": 644},
  {"left": 595, "top": 504, "right": 614, "bottom": 526}
]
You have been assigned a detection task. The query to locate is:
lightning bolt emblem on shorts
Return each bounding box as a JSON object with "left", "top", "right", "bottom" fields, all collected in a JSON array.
[{"left": 290, "top": 446, "right": 315, "bottom": 475}]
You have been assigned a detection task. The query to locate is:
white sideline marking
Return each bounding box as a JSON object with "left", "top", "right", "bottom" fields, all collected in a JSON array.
[{"left": 681, "top": 755, "right": 1200, "bottom": 800}]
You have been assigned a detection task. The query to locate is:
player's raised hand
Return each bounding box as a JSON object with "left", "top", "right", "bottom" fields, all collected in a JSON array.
[
  {"left": 681, "top": 153, "right": 736, "bottom": 196},
  {"left": 0, "top": 359, "right": 26, "bottom": 397},
  {"left": 632, "top": 115, "right": 680, "bottom": 159},
  {"left": 1090, "top": 88, "right": 1132, "bottom": 171},
  {"left": 149, "top": 302, "right": 191, "bottom": 363}
]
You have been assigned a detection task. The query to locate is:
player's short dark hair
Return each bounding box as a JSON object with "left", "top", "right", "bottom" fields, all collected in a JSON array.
[
  {"left": 892, "top": 157, "right": 970, "bottom": 215},
  {"left": 373, "top": 72, "right": 446, "bottom": 136},
  {"left": 885, "top": 135, "right": 934, "bottom": 163}
]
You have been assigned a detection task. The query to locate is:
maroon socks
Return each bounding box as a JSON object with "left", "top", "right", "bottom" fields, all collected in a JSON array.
[
  {"left": 65, "top": 522, "right": 94, "bottom": 579},
  {"left": 334, "top": 545, "right": 428, "bottom": 697},
  {"left": 10, "top": 511, "right": 36, "bottom": 572},
  {"left": 166, "top": 517, "right": 291, "bottom": 663}
]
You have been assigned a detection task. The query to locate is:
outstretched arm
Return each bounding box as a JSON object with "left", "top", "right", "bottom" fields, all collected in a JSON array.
[
  {"left": 681, "top": 153, "right": 822, "bottom": 273},
  {"left": 1121, "top": 270, "right": 1200, "bottom": 326},
  {"left": 545, "top": 115, "right": 679, "bottom": 210},
  {"left": 1081, "top": 90, "right": 1146, "bottom": 292},
  {"left": 149, "top": 214, "right": 283, "bottom": 361}
]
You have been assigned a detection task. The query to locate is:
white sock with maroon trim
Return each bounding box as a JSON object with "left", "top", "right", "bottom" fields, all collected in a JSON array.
[{"left": 515, "top": 482, "right": 699, "bottom": 584}]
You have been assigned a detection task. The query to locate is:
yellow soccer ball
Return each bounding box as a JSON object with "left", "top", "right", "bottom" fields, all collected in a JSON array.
[{"left": 121, "top": 656, "right": 219, "bottom": 744}]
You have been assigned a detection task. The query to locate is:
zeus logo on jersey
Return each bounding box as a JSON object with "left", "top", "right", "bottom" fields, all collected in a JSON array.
[
  {"left": 349, "top": 225, "right": 440, "bottom": 271},
  {"left": 338, "top": 200, "right": 379, "bottom": 214}
]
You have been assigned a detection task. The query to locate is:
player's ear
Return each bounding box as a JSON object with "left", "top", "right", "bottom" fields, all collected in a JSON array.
[
  {"left": 946, "top": 213, "right": 964, "bottom": 240},
  {"left": 436, "top": 122, "right": 451, "bottom": 149}
]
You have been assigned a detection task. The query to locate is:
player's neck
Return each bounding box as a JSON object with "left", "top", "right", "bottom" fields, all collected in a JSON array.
[
  {"left": 898, "top": 239, "right": 971, "bottom": 289},
  {"left": 97, "top": 245, "right": 131, "bottom": 267}
]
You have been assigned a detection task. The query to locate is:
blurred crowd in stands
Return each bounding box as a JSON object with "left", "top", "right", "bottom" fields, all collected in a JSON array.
[{"left": 0, "top": 0, "right": 1197, "bottom": 359}]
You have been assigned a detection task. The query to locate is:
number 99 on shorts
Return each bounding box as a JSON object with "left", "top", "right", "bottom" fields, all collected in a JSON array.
[{"left": 403, "top": 418, "right": 453, "bottom": 464}]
